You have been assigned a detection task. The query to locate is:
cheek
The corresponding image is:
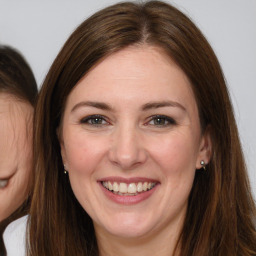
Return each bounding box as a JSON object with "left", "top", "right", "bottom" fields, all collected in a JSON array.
[
  {"left": 19, "top": 140, "right": 33, "bottom": 176},
  {"left": 148, "top": 130, "right": 200, "bottom": 176},
  {"left": 62, "top": 132, "right": 109, "bottom": 216},
  {"left": 0, "top": 144, "right": 32, "bottom": 220},
  {"left": 149, "top": 132, "right": 199, "bottom": 217},
  {"left": 0, "top": 172, "right": 30, "bottom": 221},
  {"left": 63, "top": 131, "right": 108, "bottom": 176}
]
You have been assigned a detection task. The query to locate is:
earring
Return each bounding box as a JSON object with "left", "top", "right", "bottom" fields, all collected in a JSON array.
[
  {"left": 64, "top": 164, "right": 68, "bottom": 174},
  {"left": 200, "top": 160, "right": 206, "bottom": 171}
]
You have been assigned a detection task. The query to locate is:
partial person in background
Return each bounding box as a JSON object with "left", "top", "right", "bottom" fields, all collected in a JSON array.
[
  {"left": 0, "top": 46, "right": 37, "bottom": 255},
  {"left": 3, "top": 1, "right": 256, "bottom": 256}
]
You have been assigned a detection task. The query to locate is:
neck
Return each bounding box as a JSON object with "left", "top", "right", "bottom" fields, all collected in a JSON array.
[{"left": 94, "top": 215, "right": 184, "bottom": 256}]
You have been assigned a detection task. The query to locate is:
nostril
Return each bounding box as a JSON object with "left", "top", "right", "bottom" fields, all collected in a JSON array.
[
  {"left": 108, "top": 148, "right": 147, "bottom": 170},
  {"left": 108, "top": 130, "right": 147, "bottom": 169}
]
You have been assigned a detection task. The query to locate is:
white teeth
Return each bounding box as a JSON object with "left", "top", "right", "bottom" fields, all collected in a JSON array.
[
  {"left": 113, "top": 182, "right": 119, "bottom": 192},
  {"left": 119, "top": 183, "right": 128, "bottom": 193},
  {"left": 0, "top": 179, "right": 8, "bottom": 188},
  {"left": 108, "top": 181, "right": 113, "bottom": 190},
  {"left": 102, "top": 181, "right": 156, "bottom": 195},
  {"left": 128, "top": 183, "right": 137, "bottom": 193},
  {"left": 137, "top": 182, "right": 143, "bottom": 192}
]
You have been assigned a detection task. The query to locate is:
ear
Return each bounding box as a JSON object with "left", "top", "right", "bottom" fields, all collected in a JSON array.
[{"left": 196, "top": 126, "right": 212, "bottom": 169}]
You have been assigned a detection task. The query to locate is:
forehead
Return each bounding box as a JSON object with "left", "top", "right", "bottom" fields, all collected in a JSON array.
[
  {"left": 0, "top": 92, "right": 32, "bottom": 112},
  {"left": 65, "top": 46, "right": 197, "bottom": 112},
  {"left": 0, "top": 93, "right": 33, "bottom": 135}
]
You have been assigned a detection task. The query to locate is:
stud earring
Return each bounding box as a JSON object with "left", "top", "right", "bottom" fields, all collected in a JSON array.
[
  {"left": 64, "top": 164, "right": 68, "bottom": 174},
  {"left": 200, "top": 160, "right": 206, "bottom": 171}
]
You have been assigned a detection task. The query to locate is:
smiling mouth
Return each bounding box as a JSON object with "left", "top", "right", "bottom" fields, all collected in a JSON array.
[{"left": 101, "top": 181, "right": 156, "bottom": 196}]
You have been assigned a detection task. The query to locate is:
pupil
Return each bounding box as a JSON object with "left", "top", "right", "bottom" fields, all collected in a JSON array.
[
  {"left": 92, "top": 118, "right": 102, "bottom": 124},
  {"left": 155, "top": 118, "right": 165, "bottom": 125}
]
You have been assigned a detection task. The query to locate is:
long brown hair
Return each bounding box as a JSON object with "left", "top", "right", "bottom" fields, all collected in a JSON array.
[
  {"left": 0, "top": 46, "right": 37, "bottom": 105},
  {"left": 29, "top": 1, "right": 256, "bottom": 255}
]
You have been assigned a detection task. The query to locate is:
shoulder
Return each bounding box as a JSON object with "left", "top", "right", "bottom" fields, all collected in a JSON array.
[{"left": 3, "top": 215, "right": 28, "bottom": 256}]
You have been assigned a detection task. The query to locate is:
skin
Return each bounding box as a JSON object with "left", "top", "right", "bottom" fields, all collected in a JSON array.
[
  {"left": 60, "top": 46, "right": 212, "bottom": 256},
  {"left": 0, "top": 93, "right": 33, "bottom": 221}
]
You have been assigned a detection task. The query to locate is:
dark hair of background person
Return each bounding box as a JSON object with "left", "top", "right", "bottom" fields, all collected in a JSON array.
[
  {"left": 29, "top": 1, "right": 256, "bottom": 255},
  {"left": 0, "top": 46, "right": 37, "bottom": 105},
  {"left": 0, "top": 45, "right": 37, "bottom": 256}
]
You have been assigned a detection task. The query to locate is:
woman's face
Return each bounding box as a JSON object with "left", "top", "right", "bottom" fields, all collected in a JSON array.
[
  {"left": 60, "top": 46, "right": 211, "bottom": 239},
  {"left": 0, "top": 94, "right": 33, "bottom": 221}
]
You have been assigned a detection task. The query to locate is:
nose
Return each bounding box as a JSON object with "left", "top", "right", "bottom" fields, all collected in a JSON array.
[{"left": 108, "top": 124, "right": 147, "bottom": 170}]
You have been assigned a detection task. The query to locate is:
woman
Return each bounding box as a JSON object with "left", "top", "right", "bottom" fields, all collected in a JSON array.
[
  {"left": 4, "top": 1, "right": 256, "bottom": 255},
  {"left": 0, "top": 46, "right": 37, "bottom": 254}
]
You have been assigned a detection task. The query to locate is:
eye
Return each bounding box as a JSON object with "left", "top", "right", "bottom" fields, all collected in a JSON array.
[
  {"left": 147, "top": 115, "right": 176, "bottom": 127},
  {"left": 0, "top": 179, "right": 8, "bottom": 189},
  {"left": 80, "top": 114, "right": 109, "bottom": 126}
]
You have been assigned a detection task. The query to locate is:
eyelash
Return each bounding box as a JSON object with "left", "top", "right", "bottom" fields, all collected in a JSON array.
[
  {"left": 146, "top": 115, "right": 176, "bottom": 127},
  {"left": 80, "top": 114, "right": 176, "bottom": 128},
  {"left": 80, "top": 115, "right": 109, "bottom": 126}
]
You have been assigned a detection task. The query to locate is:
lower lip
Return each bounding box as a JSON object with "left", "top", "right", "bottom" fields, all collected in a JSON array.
[{"left": 99, "top": 182, "right": 159, "bottom": 205}]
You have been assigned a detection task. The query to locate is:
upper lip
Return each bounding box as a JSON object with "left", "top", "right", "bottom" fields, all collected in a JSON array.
[{"left": 98, "top": 176, "right": 159, "bottom": 184}]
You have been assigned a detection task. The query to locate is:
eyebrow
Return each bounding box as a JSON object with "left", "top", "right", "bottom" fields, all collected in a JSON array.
[
  {"left": 71, "top": 101, "right": 112, "bottom": 112},
  {"left": 71, "top": 100, "right": 186, "bottom": 112},
  {"left": 141, "top": 101, "right": 186, "bottom": 111}
]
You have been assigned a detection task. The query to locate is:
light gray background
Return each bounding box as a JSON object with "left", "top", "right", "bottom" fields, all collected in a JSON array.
[{"left": 0, "top": 0, "right": 255, "bottom": 197}]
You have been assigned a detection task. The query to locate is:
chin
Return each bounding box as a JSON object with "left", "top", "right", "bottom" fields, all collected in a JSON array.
[
  {"left": 96, "top": 213, "right": 156, "bottom": 239},
  {"left": 107, "top": 225, "right": 152, "bottom": 239}
]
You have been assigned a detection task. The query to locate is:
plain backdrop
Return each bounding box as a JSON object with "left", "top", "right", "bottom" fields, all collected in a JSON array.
[{"left": 0, "top": 0, "right": 255, "bottom": 198}]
